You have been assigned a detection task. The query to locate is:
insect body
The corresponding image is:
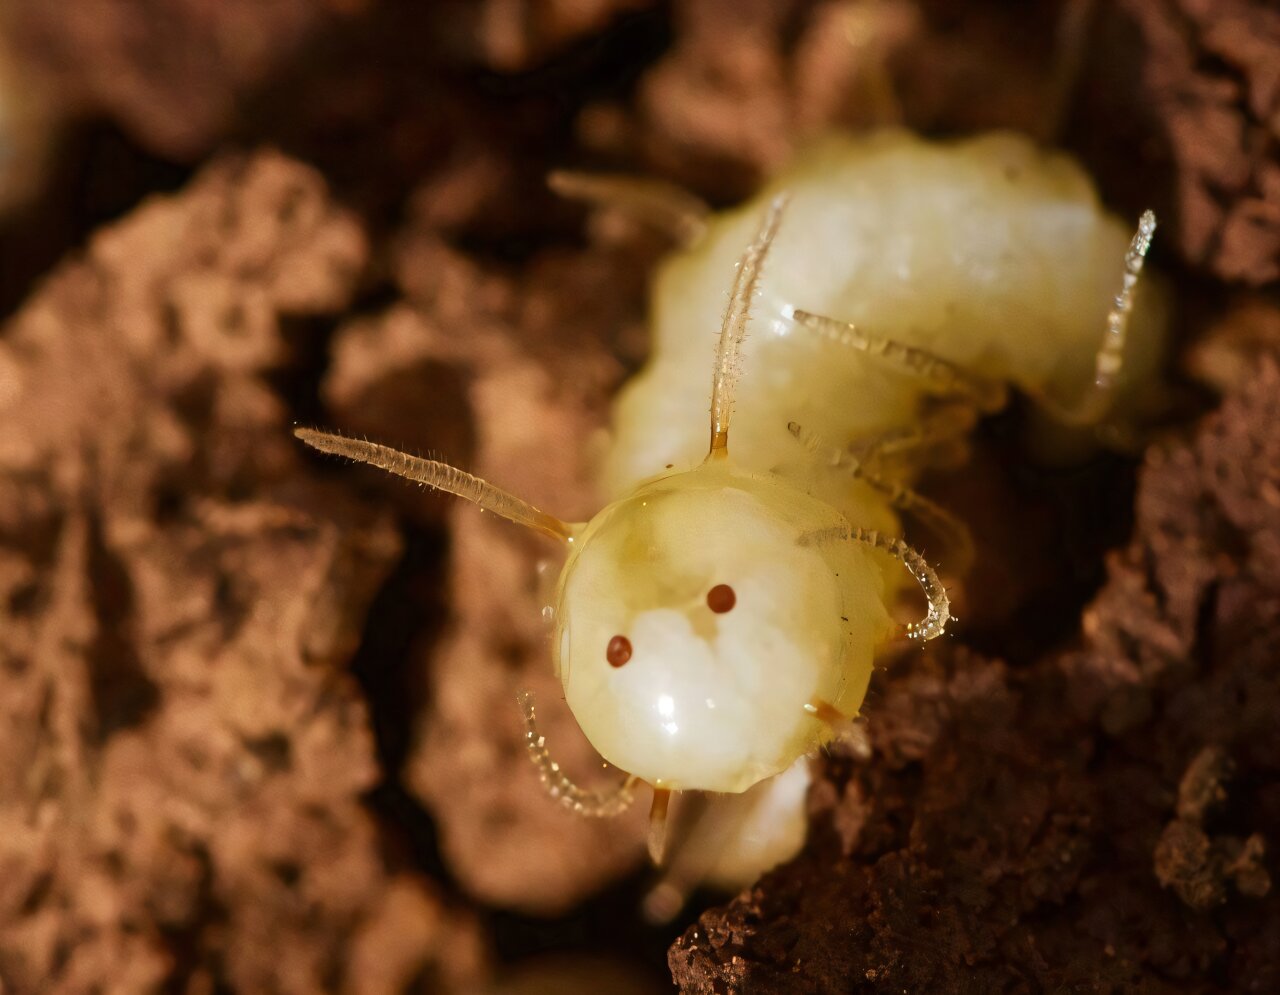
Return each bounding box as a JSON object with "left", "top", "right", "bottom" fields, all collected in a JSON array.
[
  {"left": 605, "top": 130, "right": 1164, "bottom": 497},
  {"left": 297, "top": 129, "right": 1161, "bottom": 859},
  {"left": 557, "top": 444, "right": 900, "bottom": 795}
]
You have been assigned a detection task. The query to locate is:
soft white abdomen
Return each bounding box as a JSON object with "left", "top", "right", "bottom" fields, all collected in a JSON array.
[{"left": 602, "top": 130, "right": 1163, "bottom": 503}]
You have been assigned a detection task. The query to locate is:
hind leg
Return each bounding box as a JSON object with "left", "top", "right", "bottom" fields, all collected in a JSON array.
[
  {"left": 792, "top": 309, "right": 1007, "bottom": 413},
  {"left": 643, "top": 760, "right": 812, "bottom": 923},
  {"left": 792, "top": 307, "right": 1006, "bottom": 477},
  {"left": 789, "top": 420, "right": 974, "bottom": 576},
  {"left": 849, "top": 400, "right": 979, "bottom": 475},
  {"left": 548, "top": 171, "right": 710, "bottom": 246},
  {"left": 795, "top": 209, "right": 1156, "bottom": 429},
  {"left": 807, "top": 0, "right": 915, "bottom": 128}
]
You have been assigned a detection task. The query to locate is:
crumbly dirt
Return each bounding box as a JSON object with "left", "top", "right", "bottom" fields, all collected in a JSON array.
[
  {"left": 0, "top": 153, "right": 487, "bottom": 993},
  {"left": 1074, "top": 0, "right": 1280, "bottom": 284},
  {"left": 669, "top": 338, "right": 1280, "bottom": 993},
  {"left": 0, "top": 1, "right": 1277, "bottom": 993},
  {"left": 321, "top": 238, "right": 654, "bottom": 914},
  {"left": 0, "top": 0, "right": 375, "bottom": 160}
]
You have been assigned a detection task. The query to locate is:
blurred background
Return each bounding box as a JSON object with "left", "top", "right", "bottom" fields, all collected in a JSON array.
[{"left": 0, "top": 1, "right": 1277, "bottom": 992}]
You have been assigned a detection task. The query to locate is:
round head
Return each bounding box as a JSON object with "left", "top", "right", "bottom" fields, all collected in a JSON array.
[{"left": 553, "top": 460, "right": 891, "bottom": 793}]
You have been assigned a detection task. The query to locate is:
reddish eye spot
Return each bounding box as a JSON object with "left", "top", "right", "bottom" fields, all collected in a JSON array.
[
  {"left": 707, "top": 584, "right": 736, "bottom": 614},
  {"left": 606, "top": 635, "right": 633, "bottom": 667}
]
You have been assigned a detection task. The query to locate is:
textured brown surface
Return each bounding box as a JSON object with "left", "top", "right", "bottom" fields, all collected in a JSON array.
[
  {"left": 0, "top": 1, "right": 1277, "bottom": 993},
  {"left": 0, "top": 0, "right": 369, "bottom": 158},
  {"left": 1077, "top": 0, "right": 1280, "bottom": 284},
  {"left": 670, "top": 352, "right": 1280, "bottom": 992},
  {"left": 0, "top": 153, "right": 486, "bottom": 993},
  {"left": 321, "top": 235, "right": 655, "bottom": 913}
]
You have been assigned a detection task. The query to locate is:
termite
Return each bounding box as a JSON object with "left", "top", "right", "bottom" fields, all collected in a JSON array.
[{"left": 297, "top": 129, "right": 1161, "bottom": 903}]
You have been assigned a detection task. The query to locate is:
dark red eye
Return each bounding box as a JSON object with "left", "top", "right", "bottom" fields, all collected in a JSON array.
[
  {"left": 706, "top": 584, "right": 736, "bottom": 614},
  {"left": 606, "top": 635, "right": 632, "bottom": 667}
]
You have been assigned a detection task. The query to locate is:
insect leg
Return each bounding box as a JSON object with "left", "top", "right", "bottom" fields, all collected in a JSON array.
[
  {"left": 840, "top": 401, "right": 979, "bottom": 480},
  {"left": 649, "top": 787, "right": 673, "bottom": 865},
  {"left": 800, "top": 525, "right": 950, "bottom": 641},
  {"left": 517, "top": 691, "right": 637, "bottom": 817},
  {"left": 839, "top": 0, "right": 908, "bottom": 127},
  {"left": 548, "top": 170, "right": 711, "bottom": 246},
  {"left": 789, "top": 421, "right": 974, "bottom": 574},
  {"left": 643, "top": 792, "right": 748, "bottom": 923},
  {"left": 804, "top": 697, "right": 849, "bottom": 729},
  {"left": 805, "top": 698, "right": 873, "bottom": 758},
  {"left": 853, "top": 402, "right": 978, "bottom": 463},
  {"left": 792, "top": 309, "right": 1008, "bottom": 412},
  {"left": 1035, "top": 210, "right": 1158, "bottom": 426}
]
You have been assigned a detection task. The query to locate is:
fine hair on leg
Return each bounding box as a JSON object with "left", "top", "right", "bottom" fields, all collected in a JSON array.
[
  {"left": 792, "top": 309, "right": 1008, "bottom": 412},
  {"left": 788, "top": 421, "right": 974, "bottom": 575},
  {"left": 850, "top": 402, "right": 979, "bottom": 476}
]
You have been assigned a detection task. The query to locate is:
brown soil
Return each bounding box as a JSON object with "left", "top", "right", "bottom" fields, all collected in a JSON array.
[{"left": 0, "top": 2, "right": 1276, "bottom": 993}]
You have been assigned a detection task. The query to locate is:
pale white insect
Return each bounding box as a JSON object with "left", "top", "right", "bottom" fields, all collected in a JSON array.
[{"left": 296, "top": 129, "right": 1161, "bottom": 889}]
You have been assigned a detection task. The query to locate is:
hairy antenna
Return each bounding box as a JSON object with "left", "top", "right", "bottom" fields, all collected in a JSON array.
[
  {"left": 708, "top": 194, "right": 789, "bottom": 457},
  {"left": 294, "top": 427, "right": 575, "bottom": 542},
  {"left": 801, "top": 524, "right": 950, "bottom": 641},
  {"left": 518, "top": 691, "right": 637, "bottom": 817}
]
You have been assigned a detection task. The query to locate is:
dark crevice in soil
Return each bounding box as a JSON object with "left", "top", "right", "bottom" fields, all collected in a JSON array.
[
  {"left": 0, "top": 121, "right": 190, "bottom": 321},
  {"left": 84, "top": 508, "right": 160, "bottom": 743},
  {"left": 484, "top": 868, "right": 689, "bottom": 986}
]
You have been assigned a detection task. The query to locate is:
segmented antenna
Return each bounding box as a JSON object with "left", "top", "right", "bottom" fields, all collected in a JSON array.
[
  {"left": 801, "top": 524, "right": 950, "bottom": 641},
  {"left": 294, "top": 428, "right": 575, "bottom": 542},
  {"left": 518, "top": 691, "right": 637, "bottom": 817},
  {"left": 708, "top": 194, "right": 790, "bottom": 457}
]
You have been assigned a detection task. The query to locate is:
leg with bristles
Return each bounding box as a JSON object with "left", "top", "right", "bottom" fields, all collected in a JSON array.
[
  {"left": 517, "top": 691, "right": 637, "bottom": 817},
  {"left": 788, "top": 421, "right": 974, "bottom": 575},
  {"left": 792, "top": 309, "right": 1008, "bottom": 413},
  {"left": 850, "top": 401, "right": 979, "bottom": 474},
  {"left": 548, "top": 170, "right": 711, "bottom": 246},
  {"left": 800, "top": 525, "right": 949, "bottom": 641},
  {"left": 1036, "top": 209, "right": 1157, "bottom": 426}
]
